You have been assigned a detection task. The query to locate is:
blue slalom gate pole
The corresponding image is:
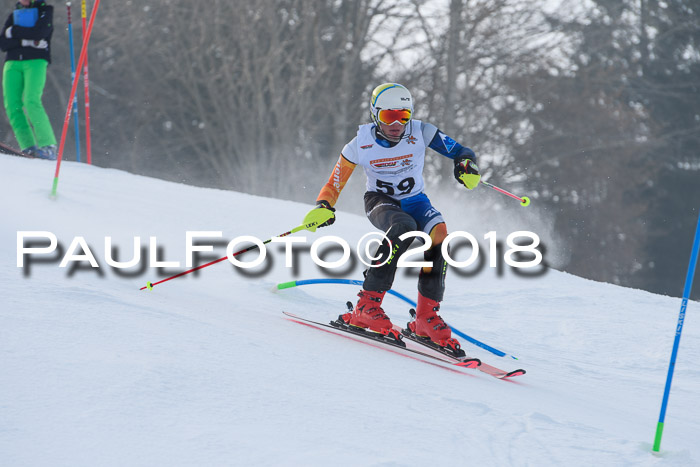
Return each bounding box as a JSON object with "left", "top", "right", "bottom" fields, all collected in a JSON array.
[
  {"left": 66, "top": 3, "right": 81, "bottom": 163},
  {"left": 653, "top": 211, "right": 700, "bottom": 452},
  {"left": 276, "top": 277, "right": 518, "bottom": 359}
]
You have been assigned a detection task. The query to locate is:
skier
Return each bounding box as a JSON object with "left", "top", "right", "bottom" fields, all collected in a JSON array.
[
  {"left": 0, "top": 0, "right": 57, "bottom": 160},
  {"left": 303, "top": 83, "right": 481, "bottom": 353}
]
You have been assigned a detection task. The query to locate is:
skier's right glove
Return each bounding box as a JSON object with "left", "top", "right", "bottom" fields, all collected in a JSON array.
[
  {"left": 454, "top": 158, "right": 481, "bottom": 190},
  {"left": 302, "top": 200, "right": 336, "bottom": 232}
]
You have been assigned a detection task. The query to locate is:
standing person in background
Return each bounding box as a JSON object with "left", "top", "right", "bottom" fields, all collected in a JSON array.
[
  {"left": 0, "top": 0, "right": 57, "bottom": 160},
  {"left": 302, "top": 83, "right": 481, "bottom": 356}
]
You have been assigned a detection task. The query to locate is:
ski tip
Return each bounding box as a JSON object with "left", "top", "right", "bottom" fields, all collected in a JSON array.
[
  {"left": 276, "top": 281, "right": 297, "bottom": 290},
  {"left": 500, "top": 369, "right": 526, "bottom": 379}
]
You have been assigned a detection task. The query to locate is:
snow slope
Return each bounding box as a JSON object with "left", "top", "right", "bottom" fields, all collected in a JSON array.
[{"left": 1, "top": 155, "right": 698, "bottom": 466}]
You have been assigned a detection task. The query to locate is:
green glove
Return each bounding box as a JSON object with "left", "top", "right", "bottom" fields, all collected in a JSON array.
[
  {"left": 454, "top": 158, "right": 481, "bottom": 190},
  {"left": 302, "top": 200, "right": 336, "bottom": 232}
]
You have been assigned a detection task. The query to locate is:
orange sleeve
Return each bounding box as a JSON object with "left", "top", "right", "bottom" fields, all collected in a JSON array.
[{"left": 316, "top": 155, "right": 356, "bottom": 207}]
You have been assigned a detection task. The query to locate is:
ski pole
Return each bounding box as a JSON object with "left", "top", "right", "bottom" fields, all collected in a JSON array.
[
  {"left": 141, "top": 213, "right": 334, "bottom": 291},
  {"left": 481, "top": 180, "right": 531, "bottom": 207},
  {"left": 66, "top": 3, "right": 81, "bottom": 163}
]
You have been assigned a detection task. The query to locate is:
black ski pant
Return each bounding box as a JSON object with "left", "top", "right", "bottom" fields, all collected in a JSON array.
[{"left": 362, "top": 192, "right": 448, "bottom": 301}]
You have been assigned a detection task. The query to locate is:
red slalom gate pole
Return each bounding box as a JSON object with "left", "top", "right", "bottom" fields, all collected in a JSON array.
[
  {"left": 81, "top": 0, "right": 93, "bottom": 165},
  {"left": 51, "top": 0, "right": 101, "bottom": 197}
]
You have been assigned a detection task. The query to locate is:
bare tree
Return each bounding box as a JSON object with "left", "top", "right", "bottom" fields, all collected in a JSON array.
[
  {"left": 399, "top": 0, "right": 568, "bottom": 187},
  {"left": 86, "top": 0, "right": 416, "bottom": 200}
]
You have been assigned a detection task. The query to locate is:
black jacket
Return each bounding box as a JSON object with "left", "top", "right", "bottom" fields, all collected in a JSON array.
[{"left": 0, "top": 1, "right": 53, "bottom": 64}]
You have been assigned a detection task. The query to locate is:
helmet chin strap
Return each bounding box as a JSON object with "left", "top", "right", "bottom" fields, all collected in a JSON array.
[{"left": 373, "top": 118, "right": 412, "bottom": 144}]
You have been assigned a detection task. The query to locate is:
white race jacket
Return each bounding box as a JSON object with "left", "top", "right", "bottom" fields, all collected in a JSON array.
[{"left": 341, "top": 120, "right": 428, "bottom": 200}]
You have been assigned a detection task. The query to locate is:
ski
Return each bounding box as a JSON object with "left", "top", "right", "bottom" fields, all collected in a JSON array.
[
  {"left": 402, "top": 328, "right": 525, "bottom": 379},
  {"left": 283, "top": 311, "right": 482, "bottom": 374},
  {"left": 0, "top": 141, "right": 34, "bottom": 159},
  {"left": 403, "top": 308, "right": 526, "bottom": 380}
]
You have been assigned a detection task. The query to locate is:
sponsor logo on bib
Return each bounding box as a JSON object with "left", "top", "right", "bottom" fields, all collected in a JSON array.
[{"left": 370, "top": 154, "right": 413, "bottom": 169}]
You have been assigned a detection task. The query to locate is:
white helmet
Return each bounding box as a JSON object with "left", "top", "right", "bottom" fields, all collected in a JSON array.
[{"left": 370, "top": 83, "right": 414, "bottom": 129}]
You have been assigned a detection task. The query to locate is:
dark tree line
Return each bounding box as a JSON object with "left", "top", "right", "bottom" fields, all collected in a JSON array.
[{"left": 1, "top": 0, "right": 698, "bottom": 298}]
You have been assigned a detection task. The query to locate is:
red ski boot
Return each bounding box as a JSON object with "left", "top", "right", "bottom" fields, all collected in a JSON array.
[
  {"left": 343, "top": 289, "right": 393, "bottom": 333},
  {"left": 408, "top": 293, "right": 462, "bottom": 353}
]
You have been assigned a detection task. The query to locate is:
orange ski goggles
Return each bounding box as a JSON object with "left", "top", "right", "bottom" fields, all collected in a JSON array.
[{"left": 377, "top": 108, "right": 412, "bottom": 125}]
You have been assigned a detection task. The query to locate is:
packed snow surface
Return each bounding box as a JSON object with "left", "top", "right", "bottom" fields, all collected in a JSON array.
[{"left": 1, "top": 155, "right": 698, "bottom": 466}]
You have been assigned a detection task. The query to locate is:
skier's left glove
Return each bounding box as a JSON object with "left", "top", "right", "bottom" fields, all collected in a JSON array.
[
  {"left": 454, "top": 158, "right": 481, "bottom": 190},
  {"left": 21, "top": 39, "right": 48, "bottom": 49},
  {"left": 302, "top": 200, "right": 336, "bottom": 232}
]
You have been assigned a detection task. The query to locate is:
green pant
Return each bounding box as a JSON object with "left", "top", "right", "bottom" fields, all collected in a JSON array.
[{"left": 3, "top": 59, "right": 57, "bottom": 150}]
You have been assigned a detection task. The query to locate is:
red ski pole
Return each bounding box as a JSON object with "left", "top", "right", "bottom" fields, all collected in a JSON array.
[
  {"left": 141, "top": 213, "right": 334, "bottom": 291},
  {"left": 480, "top": 180, "right": 531, "bottom": 206}
]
